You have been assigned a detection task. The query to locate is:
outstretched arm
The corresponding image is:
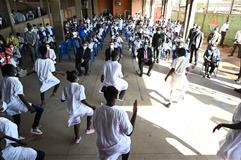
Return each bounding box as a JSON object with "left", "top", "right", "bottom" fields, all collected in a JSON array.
[{"left": 213, "top": 122, "right": 241, "bottom": 133}]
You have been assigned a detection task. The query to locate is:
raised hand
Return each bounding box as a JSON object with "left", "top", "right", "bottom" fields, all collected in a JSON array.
[{"left": 213, "top": 124, "right": 223, "bottom": 133}]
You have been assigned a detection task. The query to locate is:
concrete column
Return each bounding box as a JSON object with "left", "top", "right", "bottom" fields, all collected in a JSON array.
[
  {"left": 183, "top": 0, "right": 197, "bottom": 39},
  {"left": 75, "top": 0, "right": 83, "bottom": 20},
  {"left": 93, "top": 0, "right": 98, "bottom": 15},
  {"left": 49, "top": 0, "right": 64, "bottom": 42},
  {"left": 165, "top": 0, "right": 172, "bottom": 21},
  {"left": 87, "top": 0, "right": 93, "bottom": 19},
  {"left": 4, "top": 0, "right": 15, "bottom": 33}
]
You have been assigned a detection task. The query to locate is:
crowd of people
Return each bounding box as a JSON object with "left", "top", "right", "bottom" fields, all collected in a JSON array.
[{"left": 0, "top": 10, "right": 240, "bottom": 160}]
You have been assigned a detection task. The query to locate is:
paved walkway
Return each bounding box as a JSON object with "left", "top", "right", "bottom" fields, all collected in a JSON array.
[{"left": 12, "top": 34, "right": 241, "bottom": 160}]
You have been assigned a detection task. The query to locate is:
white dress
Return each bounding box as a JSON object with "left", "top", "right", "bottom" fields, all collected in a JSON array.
[
  {"left": 169, "top": 56, "right": 189, "bottom": 90},
  {"left": 103, "top": 61, "right": 128, "bottom": 91},
  {"left": 217, "top": 103, "right": 241, "bottom": 160},
  {"left": 34, "top": 58, "right": 60, "bottom": 93},
  {"left": 0, "top": 77, "right": 28, "bottom": 116},
  {"left": 93, "top": 105, "right": 133, "bottom": 160},
  {"left": 0, "top": 117, "right": 37, "bottom": 160},
  {"left": 61, "top": 82, "right": 93, "bottom": 127}
]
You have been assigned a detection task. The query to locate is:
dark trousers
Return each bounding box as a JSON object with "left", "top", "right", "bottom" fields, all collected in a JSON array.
[
  {"left": 204, "top": 61, "right": 216, "bottom": 75},
  {"left": 40, "top": 83, "right": 60, "bottom": 102},
  {"left": 190, "top": 45, "right": 199, "bottom": 64},
  {"left": 76, "top": 61, "right": 89, "bottom": 75},
  {"left": 138, "top": 60, "right": 154, "bottom": 75},
  {"left": 34, "top": 149, "right": 45, "bottom": 160},
  {"left": 230, "top": 43, "right": 238, "bottom": 56},
  {"left": 220, "top": 31, "right": 226, "bottom": 46},
  {"left": 12, "top": 104, "right": 44, "bottom": 130},
  {"left": 27, "top": 45, "right": 37, "bottom": 63},
  {"left": 153, "top": 46, "right": 160, "bottom": 60}
]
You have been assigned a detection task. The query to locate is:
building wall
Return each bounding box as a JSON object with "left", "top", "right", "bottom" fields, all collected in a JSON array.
[
  {"left": 131, "top": 0, "right": 143, "bottom": 16},
  {"left": 96, "top": 0, "right": 113, "bottom": 15},
  {"left": 113, "top": 0, "right": 131, "bottom": 17}
]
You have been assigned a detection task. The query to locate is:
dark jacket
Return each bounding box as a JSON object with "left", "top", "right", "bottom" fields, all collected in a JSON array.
[
  {"left": 152, "top": 32, "right": 165, "bottom": 47},
  {"left": 137, "top": 47, "right": 153, "bottom": 62},
  {"left": 76, "top": 47, "right": 91, "bottom": 63},
  {"left": 105, "top": 47, "right": 118, "bottom": 61}
]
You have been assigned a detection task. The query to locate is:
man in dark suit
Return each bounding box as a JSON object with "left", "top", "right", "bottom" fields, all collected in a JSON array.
[
  {"left": 75, "top": 41, "right": 91, "bottom": 76},
  {"left": 188, "top": 24, "right": 197, "bottom": 48},
  {"left": 137, "top": 43, "right": 154, "bottom": 77},
  {"left": 105, "top": 41, "right": 115, "bottom": 61},
  {"left": 189, "top": 26, "right": 204, "bottom": 65},
  {"left": 152, "top": 27, "right": 165, "bottom": 63}
]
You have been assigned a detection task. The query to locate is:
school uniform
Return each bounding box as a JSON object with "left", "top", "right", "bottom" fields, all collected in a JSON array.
[
  {"left": 170, "top": 56, "right": 189, "bottom": 89},
  {"left": 168, "top": 56, "right": 189, "bottom": 102},
  {"left": 93, "top": 105, "right": 133, "bottom": 160},
  {"left": 217, "top": 103, "right": 241, "bottom": 160},
  {"left": 34, "top": 58, "right": 60, "bottom": 93},
  {"left": 103, "top": 60, "right": 128, "bottom": 91},
  {"left": 0, "top": 117, "right": 38, "bottom": 160},
  {"left": 47, "top": 48, "right": 56, "bottom": 64},
  {"left": 61, "top": 82, "right": 93, "bottom": 127},
  {"left": 0, "top": 77, "right": 28, "bottom": 116}
]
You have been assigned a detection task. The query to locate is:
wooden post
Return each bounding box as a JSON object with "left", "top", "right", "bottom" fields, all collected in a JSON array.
[{"left": 227, "top": 0, "right": 235, "bottom": 21}]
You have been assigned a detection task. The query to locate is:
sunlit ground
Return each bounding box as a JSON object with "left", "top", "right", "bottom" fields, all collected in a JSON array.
[{"left": 120, "top": 60, "right": 240, "bottom": 157}]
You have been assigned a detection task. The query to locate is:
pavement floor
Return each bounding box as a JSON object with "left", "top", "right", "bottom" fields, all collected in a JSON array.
[{"left": 4, "top": 34, "right": 241, "bottom": 160}]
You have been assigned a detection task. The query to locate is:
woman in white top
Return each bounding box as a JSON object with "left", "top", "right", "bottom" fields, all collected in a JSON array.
[
  {"left": 0, "top": 64, "right": 44, "bottom": 135},
  {"left": 93, "top": 86, "right": 137, "bottom": 160},
  {"left": 61, "top": 71, "right": 95, "bottom": 144},
  {"left": 165, "top": 48, "right": 194, "bottom": 107},
  {"left": 102, "top": 51, "right": 128, "bottom": 101},
  {"left": 33, "top": 45, "right": 61, "bottom": 105},
  {"left": 0, "top": 116, "right": 45, "bottom": 160},
  {"left": 213, "top": 103, "right": 241, "bottom": 160}
]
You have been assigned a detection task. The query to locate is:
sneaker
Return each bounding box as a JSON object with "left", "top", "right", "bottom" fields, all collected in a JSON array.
[
  {"left": 18, "top": 136, "right": 25, "bottom": 140},
  {"left": 75, "top": 137, "right": 82, "bottom": 144},
  {"left": 85, "top": 129, "right": 95, "bottom": 135},
  {"left": 31, "top": 128, "right": 43, "bottom": 135}
]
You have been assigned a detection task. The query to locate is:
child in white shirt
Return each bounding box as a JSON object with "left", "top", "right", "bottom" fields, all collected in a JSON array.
[{"left": 61, "top": 70, "right": 95, "bottom": 144}]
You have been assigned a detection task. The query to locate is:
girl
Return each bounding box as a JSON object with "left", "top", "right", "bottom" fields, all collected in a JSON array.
[
  {"left": 61, "top": 70, "right": 95, "bottom": 144},
  {"left": 33, "top": 45, "right": 61, "bottom": 105},
  {"left": 165, "top": 48, "right": 194, "bottom": 107}
]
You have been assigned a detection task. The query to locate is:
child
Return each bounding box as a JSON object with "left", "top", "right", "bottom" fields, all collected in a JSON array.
[
  {"left": 0, "top": 116, "right": 45, "bottom": 160},
  {"left": 61, "top": 70, "right": 95, "bottom": 144},
  {"left": 165, "top": 48, "right": 194, "bottom": 107},
  {"left": 33, "top": 45, "right": 61, "bottom": 105},
  {"left": 213, "top": 102, "right": 241, "bottom": 160},
  {"left": 0, "top": 64, "right": 44, "bottom": 135},
  {"left": 93, "top": 86, "right": 137, "bottom": 160}
]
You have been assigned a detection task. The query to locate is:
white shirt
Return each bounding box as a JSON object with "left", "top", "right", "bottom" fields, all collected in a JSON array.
[
  {"left": 103, "top": 61, "right": 123, "bottom": 87},
  {"left": 235, "top": 30, "right": 241, "bottom": 44},
  {"left": 171, "top": 56, "right": 189, "bottom": 76},
  {"left": 34, "top": 58, "right": 60, "bottom": 93},
  {"left": 61, "top": 83, "right": 86, "bottom": 115},
  {"left": 0, "top": 77, "right": 28, "bottom": 116},
  {"left": 34, "top": 58, "right": 56, "bottom": 83},
  {"left": 0, "top": 117, "right": 37, "bottom": 160},
  {"left": 93, "top": 105, "right": 133, "bottom": 151},
  {"left": 220, "top": 23, "right": 229, "bottom": 32},
  {"left": 47, "top": 48, "right": 56, "bottom": 64}
]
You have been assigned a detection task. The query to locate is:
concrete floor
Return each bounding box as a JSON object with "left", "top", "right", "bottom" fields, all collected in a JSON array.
[{"left": 9, "top": 35, "right": 241, "bottom": 160}]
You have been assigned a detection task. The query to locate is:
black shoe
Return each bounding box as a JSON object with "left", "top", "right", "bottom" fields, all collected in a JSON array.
[
  {"left": 234, "top": 88, "right": 241, "bottom": 93},
  {"left": 139, "top": 74, "right": 142, "bottom": 77},
  {"left": 156, "top": 59, "right": 159, "bottom": 63},
  {"left": 147, "top": 72, "right": 151, "bottom": 76},
  {"left": 78, "top": 72, "right": 82, "bottom": 76},
  {"left": 207, "top": 74, "right": 211, "bottom": 79}
]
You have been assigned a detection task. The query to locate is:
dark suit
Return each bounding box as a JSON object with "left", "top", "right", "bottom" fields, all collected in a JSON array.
[
  {"left": 137, "top": 47, "right": 154, "bottom": 76},
  {"left": 189, "top": 30, "right": 204, "bottom": 64},
  {"left": 105, "top": 47, "right": 119, "bottom": 61},
  {"left": 75, "top": 47, "right": 91, "bottom": 75}
]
